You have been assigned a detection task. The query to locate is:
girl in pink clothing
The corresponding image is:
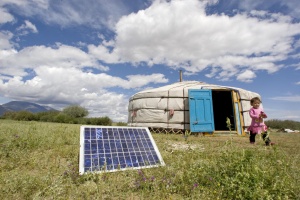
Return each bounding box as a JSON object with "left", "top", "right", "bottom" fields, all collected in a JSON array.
[{"left": 247, "top": 97, "right": 268, "bottom": 144}]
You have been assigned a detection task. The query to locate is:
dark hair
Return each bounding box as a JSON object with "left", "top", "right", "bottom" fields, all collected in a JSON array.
[{"left": 250, "top": 97, "right": 261, "bottom": 104}]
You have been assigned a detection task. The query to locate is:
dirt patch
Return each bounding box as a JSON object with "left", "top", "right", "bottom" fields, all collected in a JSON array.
[{"left": 167, "top": 141, "right": 204, "bottom": 151}]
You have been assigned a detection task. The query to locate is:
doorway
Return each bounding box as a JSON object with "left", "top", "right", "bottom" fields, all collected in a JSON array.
[{"left": 212, "top": 90, "right": 235, "bottom": 131}]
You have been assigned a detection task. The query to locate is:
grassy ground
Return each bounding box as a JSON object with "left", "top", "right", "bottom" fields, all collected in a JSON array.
[{"left": 0, "top": 120, "right": 299, "bottom": 199}]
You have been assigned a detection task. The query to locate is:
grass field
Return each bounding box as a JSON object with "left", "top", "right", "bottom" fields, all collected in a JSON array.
[{"left": 0, "top": 120, "right": 299, "bottom": 199}]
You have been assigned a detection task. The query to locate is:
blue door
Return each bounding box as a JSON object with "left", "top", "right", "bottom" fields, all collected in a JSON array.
[{"left": 189, "top": 89, "right": 215, "bottom": 133}]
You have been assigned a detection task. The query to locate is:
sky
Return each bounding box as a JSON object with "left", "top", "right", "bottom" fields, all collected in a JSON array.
[{"left": 0, "top": 0, "right": 299, "bottom": 122}]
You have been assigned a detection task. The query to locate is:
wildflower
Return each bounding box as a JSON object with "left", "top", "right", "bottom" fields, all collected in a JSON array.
[
  {"left": 138, "top": 169, "right": 144, "bottom": 176},
  {"left": 193, "top": 183, "right": 199, "bottom": 189},
  {"left": 135, "top": 181, "right": 141, "bottom": 188}
]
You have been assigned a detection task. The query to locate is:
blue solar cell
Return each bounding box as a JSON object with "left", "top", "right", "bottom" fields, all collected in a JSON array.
[{"left": 79, "top": 126, "right": 165, "bottom": 174}]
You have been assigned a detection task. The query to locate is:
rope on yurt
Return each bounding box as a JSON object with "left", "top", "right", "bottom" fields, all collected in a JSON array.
[{"left": 165, "top": 82, "right": 195, "bottom": 131}]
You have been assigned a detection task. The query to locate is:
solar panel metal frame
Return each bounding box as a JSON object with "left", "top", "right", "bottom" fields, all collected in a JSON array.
[{"left": 79, "top": 125, "right": 165, "bottom": 174}]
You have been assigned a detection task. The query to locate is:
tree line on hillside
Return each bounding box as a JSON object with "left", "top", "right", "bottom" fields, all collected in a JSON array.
[
  {"left": 265, "top": 119, "right": 300, "bottom": 130},
  {"left": 0, "top": 105, "right": 113, "bottom": 125},
  {"left": 1, "top": 105, "right": 298, "bottom": 130}
]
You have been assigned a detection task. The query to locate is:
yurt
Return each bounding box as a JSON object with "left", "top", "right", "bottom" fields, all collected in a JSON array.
[{"left": 128, "top": 81, "right": 261, "bottom": 135}]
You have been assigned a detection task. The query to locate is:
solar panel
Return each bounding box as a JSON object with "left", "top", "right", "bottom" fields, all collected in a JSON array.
[{"left": 79, "top": 126, "right": 165, "bottom": 174}]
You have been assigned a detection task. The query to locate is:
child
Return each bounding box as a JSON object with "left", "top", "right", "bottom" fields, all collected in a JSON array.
[{"left": 247, "top": 97, "right": 273, "bottom": 145}]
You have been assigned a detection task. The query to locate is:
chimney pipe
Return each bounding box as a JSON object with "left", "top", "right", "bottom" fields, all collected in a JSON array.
[{"left": 179, "top": 70, "right": 183, "bottom": 82}]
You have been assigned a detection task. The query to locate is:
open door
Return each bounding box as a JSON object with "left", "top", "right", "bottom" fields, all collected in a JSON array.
[
  {"left": 188, "top": 89, "right": 215, "bottom": 133},
  {"left": 232, "top": 91, "right": 244, "bottom": 135}
]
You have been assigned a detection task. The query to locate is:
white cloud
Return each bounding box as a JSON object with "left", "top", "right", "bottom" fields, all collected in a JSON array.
[
  {"left": 265, "top": 107, "right": 300, "bottom": 121},
  {"left": 0, "top": 7, "right": 14, "bottom": 24},
  {"left": 296, "top": 81, "right": 300, "bottom": 85},
  {"left": 270, "top": 95, "right": 300, "bottom": 102},
  {"left": 0, "top": 25, "right": 169, "bottom": 121},
  {"left": 0, "top": 75, "right": 130, "bottom": 121},
  {"left": 81, "top": 91, "right": 128, "bottom": 122},
  {"left": 0, "top": 0, "right": 137, "bottom": 29},
  {"left": 3, "top": 0, "right": 299, "bottom": 83},
  {"left": 0, "top": 65, "right": 168, "bottom": 121},
  {"left": 249, "top": 10, "right": 293, "bottom": 23},
  {"left": 0, "top": 31, "right": 14, "bottom": 50},
  {"left": 88, "top": 44, "right": 119, "bottom": 63},
  {"left": 88, "top": 0, "right": 300, "bottom": 82},
  {"left": 0, "top": 44, "right": 109, "bottom": 76},
  {"left": 237, "top": 0, "right": 300, "bottom": 20},
  {"left": 17, "top": 20, "right": 38, "bottom": 35},
  {"left": 0, "top": 0, "right": 32, "bottom": 7},
  {"left": 125, "top": 73, "right": 168, "bottom": 89}
]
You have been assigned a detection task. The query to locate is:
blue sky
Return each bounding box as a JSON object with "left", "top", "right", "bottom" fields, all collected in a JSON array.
[{"left": 0, "top": 0, "right": 299, "bottom": 122}]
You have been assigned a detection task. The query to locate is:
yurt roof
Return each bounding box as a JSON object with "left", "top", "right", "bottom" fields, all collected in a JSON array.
[{"left": 130, "top": 81, "right": 260, "bottom": 100}]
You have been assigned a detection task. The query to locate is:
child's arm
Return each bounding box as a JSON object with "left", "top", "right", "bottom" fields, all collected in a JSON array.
[{"left": 260, "top": 111, "right": 267, "bottom": 118}]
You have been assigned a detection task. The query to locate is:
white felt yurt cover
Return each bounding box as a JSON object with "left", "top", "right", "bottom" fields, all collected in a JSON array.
[{"left": 128, "top": 81, "right": 260, "bottom": 131}]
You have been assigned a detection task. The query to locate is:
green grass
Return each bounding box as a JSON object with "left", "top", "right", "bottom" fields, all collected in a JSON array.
[{"left": 0, "top": 120, "right": 299, "bottom": 199}]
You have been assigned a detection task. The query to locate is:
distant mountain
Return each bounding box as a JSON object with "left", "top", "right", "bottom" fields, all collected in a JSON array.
[
  {"left": 0, "top": 101, "right": 57, "bottom": 116},
  {"left": 0, "top": 105, "right": 11, "bottom": 116}
]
